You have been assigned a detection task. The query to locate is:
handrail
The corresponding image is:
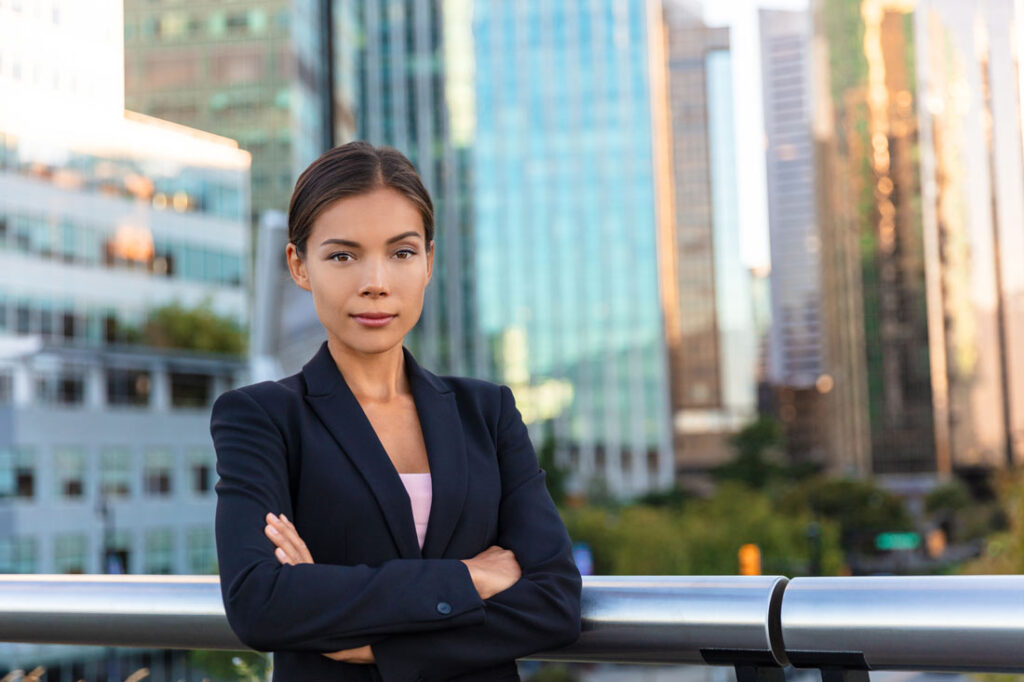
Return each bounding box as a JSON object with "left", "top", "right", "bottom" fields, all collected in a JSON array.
[
  {"left": 1, "top": 574, "right": 1024, "bottom": 677},
  {"left": 781, "top": 575, "right": 1024, "bottom": 672}
]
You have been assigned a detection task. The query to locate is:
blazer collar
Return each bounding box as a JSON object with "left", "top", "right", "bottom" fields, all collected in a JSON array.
[{"left": 301, "top": 339, "right": 469, "bottom": 560}]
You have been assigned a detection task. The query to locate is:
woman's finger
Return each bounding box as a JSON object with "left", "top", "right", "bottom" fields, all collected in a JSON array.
[
  {"left": 265, "top": 514, "right": 302, "bottom": 562},
  {"left": 265, "top": 513, "right": 314, "bottom": 564},
  {"left": 274, "top": 514, "right": 314, "bottom": 563},
  {"left": 264, "top": 524, "right": 296, "bottom": 563}
]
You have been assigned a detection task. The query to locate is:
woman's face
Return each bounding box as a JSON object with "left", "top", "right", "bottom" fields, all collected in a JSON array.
[{"left": 286, "top": 186, "right": 433, "bottom": 357}]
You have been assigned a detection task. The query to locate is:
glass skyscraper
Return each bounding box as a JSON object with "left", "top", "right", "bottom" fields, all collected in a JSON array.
[
  {"left": 759, "top": 8, "right": 831, "bottom": 468},
  {"left": 813, "top": 0, "right": 1024, "bottom": 475},
  {"left": 469, "top": 1, "right": 675, "bottom": 497}
]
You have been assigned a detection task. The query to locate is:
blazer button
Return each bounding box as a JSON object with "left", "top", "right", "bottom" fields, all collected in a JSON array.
[{"left": 436, "top": 601, "right": 452, "bottom": 615}]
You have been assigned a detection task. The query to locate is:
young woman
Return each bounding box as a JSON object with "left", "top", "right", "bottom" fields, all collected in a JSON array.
[{"left": 210, "top": 141, "right": 582, "bottom": 681}]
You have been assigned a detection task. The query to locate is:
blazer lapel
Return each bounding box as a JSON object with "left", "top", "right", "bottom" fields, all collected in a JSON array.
[{"left": 301, "top": 340, "right": 468, "bottom": 560}]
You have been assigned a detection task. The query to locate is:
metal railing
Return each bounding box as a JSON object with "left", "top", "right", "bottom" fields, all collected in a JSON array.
[{"left": 2, "top": 574, "right": 1024, "bottom": 681}]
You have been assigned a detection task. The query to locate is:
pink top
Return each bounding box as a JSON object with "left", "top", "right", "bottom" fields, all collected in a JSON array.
[{"left": 398, "top": 472, "right": 432, "bottom": 549}]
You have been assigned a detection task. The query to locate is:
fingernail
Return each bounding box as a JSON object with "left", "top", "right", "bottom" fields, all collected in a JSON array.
[
  {"left": 267, "top": 525, "right": 279, "bottom": 535},
  {"left": 275, "top": 548, "right": 285, "bottom": 558},
  {"left": 281, "top": 514, "right": 289, "bottom": 522},
  {"left": 266, "top": 513, "right": 276, "bottom": 521}
]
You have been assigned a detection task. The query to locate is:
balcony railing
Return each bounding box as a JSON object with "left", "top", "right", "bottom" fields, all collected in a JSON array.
[{"left": 2, "top": 574, "right": 1023, "bottom": 681}]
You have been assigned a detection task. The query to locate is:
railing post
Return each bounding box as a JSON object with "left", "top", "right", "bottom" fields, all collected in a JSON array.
[
  {"left": 819, "top": 668, "right": 869, "bottom": 682},
  {"left": 734, "top": 663, "right": 786, "bottom": 682}
]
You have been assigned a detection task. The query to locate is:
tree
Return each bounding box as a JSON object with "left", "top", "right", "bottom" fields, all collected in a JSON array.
[
  {"left": 711, "top": 417, "right": 785, "bottom": 489},
  {"left": 140, "top": 296, "right": 247, "bottom": 354},
  {"left": 779, "top": 476, "right": 913, "bottom": 555},
  {"left": 561, "top": 482, "right": 844, "bottom": 577},
  {"left": 537, "top": 419, "right": 569, "bottom": 507},
  {"left": 960, "top": 468, "right": 1024, "bottom": 574}
]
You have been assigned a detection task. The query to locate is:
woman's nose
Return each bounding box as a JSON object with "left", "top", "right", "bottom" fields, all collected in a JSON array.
[{"left": 360, "top": 258, "right": 389, "bottom": 296}]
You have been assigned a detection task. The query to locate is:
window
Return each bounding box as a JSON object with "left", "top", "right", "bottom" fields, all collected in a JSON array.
[
  {"left": 100, "top": 447, "right": 132, "bottom": 498},
  {"left": 0, "top": 446, "right": 34, "bottom": 499},
  {"left": 225, "top": 11, "right": 248, "bottom": 33},
  {"left": 188, "top": 447, "right": 213, "bottom": 495},
  {"left": 144, "top": 528, "right": 175, "bottom": 574},
  {"left": 0, "top": 537, "right": 37, "bottom": 573},
  {"left": 54, "top": 533, "right": 87, "bottom": 574},
  {"left": 15, "top": 301, "right": 30, "bottom": 333},
  {"left": 224, "top": 254, "right": 242, "bottom": 286},
  {"left": 107, "top": 368, "right": 151, "bottom": 406},
  {"left": 204, "top": 249, "right": 222, "bottom": 283},
  {"left": 104, "top": 529, "right": 132, "bottom": 574},
  {"left": 38, "top": 300, "right": 55, "bottom": 338},
  {"left": 61, "top": 308, "right": 82, "bottom": 340},
  {"left": 143, "top": 449, "right": 173, "bottom": 496},
  {"left": 35, "top": 368, "right": 85, "bottom": 405},
  {"left": 170, "top": 372, "right": 211, "bottom": 408},
  {"left": 187, "top": 526, "right": 216, "bottom": 574},
  {"left": 54, "top": 446, "right": 86, "bottom": 499}
]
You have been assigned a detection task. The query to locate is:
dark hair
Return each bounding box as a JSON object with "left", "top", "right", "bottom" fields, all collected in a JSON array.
[{"left": 288, "top": 141, "right": 434, "bottom": 259}]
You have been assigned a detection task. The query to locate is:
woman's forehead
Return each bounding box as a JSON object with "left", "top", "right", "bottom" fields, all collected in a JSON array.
[{"left": 312, "top": 189, "right": 426, "bottom": 244}]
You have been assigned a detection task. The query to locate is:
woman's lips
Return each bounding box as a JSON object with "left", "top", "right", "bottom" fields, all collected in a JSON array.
[{"left": 351, "top": 314, "right": 396, "bottom": 327}]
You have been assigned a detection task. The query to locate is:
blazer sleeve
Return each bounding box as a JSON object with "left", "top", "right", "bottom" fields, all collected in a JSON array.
[
  {"left": 370, "top": 384, "right": 583, "bottom": 682},
  {"left": 210, "top": 387, "right": 486, "bottom": 653}
]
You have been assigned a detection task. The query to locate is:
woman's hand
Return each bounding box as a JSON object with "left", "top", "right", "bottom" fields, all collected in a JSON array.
[
  {"left": 264, "top": 513, "right": 313, "bottom": 565},
  {"left": 460, "top": 545, "right": 522, "bottom": 600},
  {"left": 264, "top": 512, "right": 374, "bottom": 664},
  {"left": 322, "top": 644, "right": 376, "bottom": 664}
]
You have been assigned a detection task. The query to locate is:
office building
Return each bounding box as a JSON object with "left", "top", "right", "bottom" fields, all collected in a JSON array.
[
  {"left": 812, "top": 0, "right": 1024, "bottom": 475},
  {"left": 759, "top": 8, "right": 830, "bottom": 466},
  {"left": 664, "top": 2, "right": 760, "bottom": 473},
  {"left": 1, "top": 0, "right": 250, "bottom": 672}
]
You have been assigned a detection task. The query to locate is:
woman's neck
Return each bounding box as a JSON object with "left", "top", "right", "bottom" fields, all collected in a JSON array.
[{"left": 326, "top": 337, "right": 410, "bottom": 404}]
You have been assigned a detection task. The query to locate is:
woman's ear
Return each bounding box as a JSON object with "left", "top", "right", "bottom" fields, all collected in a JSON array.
[
  {"left": 425, "top": 240, "right": 434, "bottom": 284},
  {"left": 286, "top": 243, "right": 312, "bottom": 292}
]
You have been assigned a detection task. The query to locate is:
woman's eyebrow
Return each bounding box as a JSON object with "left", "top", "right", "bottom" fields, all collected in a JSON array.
[{"left": 320, "top": 231, "right": 422, "bottom": 248}]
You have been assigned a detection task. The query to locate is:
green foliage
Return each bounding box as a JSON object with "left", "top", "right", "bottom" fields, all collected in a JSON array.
[
  {"left": 140, "top": 296, "right": 247, "bottom": 354},
  {"left": 710, "top": 417, "right": 786, "bottom": 489},
  {"left": 562, "top": 482, "right": 844, "bottom": 577},
  {"left": 633, "top": 485, "right": 690, "bottom": 509},
  {"left": 778, "top": 476, "right": 913, "bottom": 555},
  {"left": 925, "top": 477, "right": 1005, "bottom": 544},
  {"left": 186, "top": 650, "right": 270, "bottom": 681},
  {"left": 960, "top": 468, "right": 1024, "bottom": 575},
  {"left": 536, "top": 420, "right": 568, "bottom": 507},
  {"left": 925, "top": 479, "right": 973, "bottom": 515}
]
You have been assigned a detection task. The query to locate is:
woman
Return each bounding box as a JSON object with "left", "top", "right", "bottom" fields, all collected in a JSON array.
[{"left": 210, "top": 141, "right": 583, "bottom": 681}]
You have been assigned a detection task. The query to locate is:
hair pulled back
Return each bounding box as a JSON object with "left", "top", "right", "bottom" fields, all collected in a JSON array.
[{"left": 288, "top": 141, "right": 434, "bottom": 259}]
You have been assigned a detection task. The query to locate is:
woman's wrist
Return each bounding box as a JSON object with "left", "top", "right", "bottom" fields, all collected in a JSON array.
[{"left": 460, "top": 558, "right": 483, "bottom": 597}]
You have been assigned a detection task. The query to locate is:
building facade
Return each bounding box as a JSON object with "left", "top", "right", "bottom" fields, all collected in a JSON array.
[
  {"left": 812, "top": 0, "right": 1024, "bottom": 475},
  {"left": 759, "top": 8, "right": 831, "bottom": 468},
  {"left": 664, "top": 2, "right": 760, "bottom": 474},
  {"left": 123, "top": 0, "right": 344, "bottom": 226},
  {"left": 1, "top": 0, "right": 251, "bottom": 672}
]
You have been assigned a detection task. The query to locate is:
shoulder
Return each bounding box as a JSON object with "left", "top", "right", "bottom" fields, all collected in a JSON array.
[
  {"left": 211, "top": 372, "right": 306, "bottom": 422},
  {"left": 430, "top": 371, "right": 506, "bottom": 403},
  {"left": 428, "top": 372, "right": 520, "bottom": 432}
]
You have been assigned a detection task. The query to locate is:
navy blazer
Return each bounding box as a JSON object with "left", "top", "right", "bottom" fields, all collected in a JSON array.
[{"left": 210, "top": 339, "right": 582, "bottom": 681}]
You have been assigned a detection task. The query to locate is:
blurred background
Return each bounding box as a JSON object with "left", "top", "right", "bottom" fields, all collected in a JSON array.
[{"left": 2, "top": 0, "right": 1024, "bottom": 679}]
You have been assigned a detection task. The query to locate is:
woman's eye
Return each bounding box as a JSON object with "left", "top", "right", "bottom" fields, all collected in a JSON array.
[{"left": 329, "top": 250, "right": 414, "bottom": 262}]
